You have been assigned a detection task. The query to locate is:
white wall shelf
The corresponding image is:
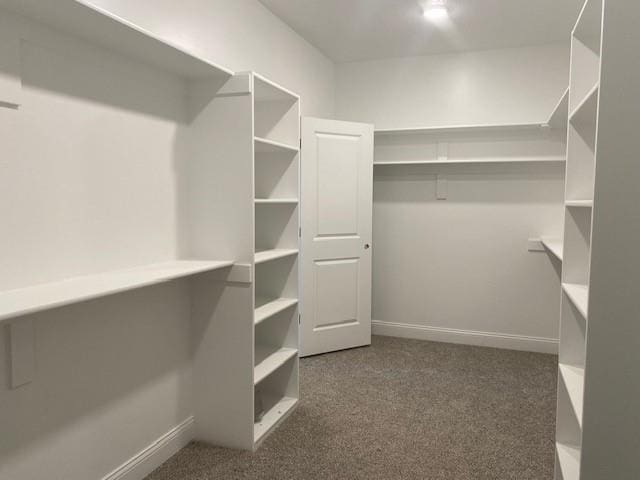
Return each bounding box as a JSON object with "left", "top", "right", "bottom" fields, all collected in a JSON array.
[
  {"left": 254, "top": 347, "right": 298, "bottom": 385},
  {"left": 255, "top": 249, "right": 299, "bottom": 264},
  {"left": 556, "top": 442, "right": 581, "bottom": 480},
  {"left": 560, "top": 364, "right": 585, "bottom": 427},
  {"left": 374, "top": 157, "right": 565, "bottom": 166},
  {"left": 0, "top": 260, "right": 234, "bottom": 323},
  {"left": 255, "top": 136, "right": 299, "bottom": 154},
  {"left": 562, "top": 283, "right": 589, "bottom": 319},
  {"left": 542, "top": 238, "right": 564, "bottom": 261},
  {"left": 255, "top": 297, "right": 298, "bottom": 326},
  {"left": 0, "top": 0, "right": 233, "bottom": 81},
  {"left": 374, "top": 122, "right": 549, "bottom": 136}
]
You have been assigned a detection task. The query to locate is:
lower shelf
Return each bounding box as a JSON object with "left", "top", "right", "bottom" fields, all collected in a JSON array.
[
  {"left": 556, "top": 442, "right": 581, "bottom": 480},
  {"left": 254, "top": 395, "right": 298, "bottom": 446},
  {"left": 254, "top": 346, "right": 298, "bottom": 385}
]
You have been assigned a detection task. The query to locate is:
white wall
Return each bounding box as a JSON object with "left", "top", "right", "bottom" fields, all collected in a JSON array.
[
  {"left": 89, "top": 0, "right": 335, "bottom": 117},
  {"left": 335, "top": 45, "right": 570, "bottom": 352},
  {"left": 336, "top": 44, "right": 569, "bottom": 128}
]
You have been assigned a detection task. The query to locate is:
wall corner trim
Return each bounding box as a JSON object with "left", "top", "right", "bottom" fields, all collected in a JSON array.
[
  {"left": 372, "top": 320, "right": 559, "bottom": 354},
  {"left": 101, "top": 416, "right": 195, "bottom": 480}
]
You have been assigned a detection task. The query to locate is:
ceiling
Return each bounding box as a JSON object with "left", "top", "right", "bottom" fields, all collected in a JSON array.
[{"left": 258, "top": 0, "right": 584, "bottom": 63}]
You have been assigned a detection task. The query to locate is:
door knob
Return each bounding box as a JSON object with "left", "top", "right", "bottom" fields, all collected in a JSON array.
[{"left": 364, "top": 244, "right": 371, "bottom": 250}]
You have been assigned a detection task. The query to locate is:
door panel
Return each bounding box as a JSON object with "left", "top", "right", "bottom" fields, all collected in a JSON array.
[{"left": 300, "top": 117, "right": 373, "bottom": 357}]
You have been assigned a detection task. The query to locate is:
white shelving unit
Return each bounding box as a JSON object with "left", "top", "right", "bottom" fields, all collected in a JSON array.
[
  {"left": 251, "top": 72, "right": 301, "bottom": 449},
  {"left": 552, "top": 1, "right": 640, "bottom": 477},
  {"left": 553, "top": 2, "right": 602, "bottom": 476},
  {"left": 0, "top": 0, "right": 262, "bottom": 457}
]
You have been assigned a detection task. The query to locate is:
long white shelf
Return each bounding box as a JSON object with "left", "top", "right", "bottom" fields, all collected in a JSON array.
[
  {"left": 556, "top": 442, "right": 581, "bottom": 480},
  {"left": 254, "top": 347, "right": 298, "bottom": 385},
  {"left": 254, "top": 198, "right": 299, "bottom": 205},
  {"left": 254, "top": 395, "right": 298, "bottom": 445},
  {"left": 374, "top": 156, "right": 565, "bottom": 166},
  {"left": 563, "top": 283, "right": 589, "bottom": 319},
  {"left": 0, "top": 260, "right": 235, "bottom": 322},
  {"left": 255, "top": 248, "right": 299, "bottom": 264},
  {"left": 254, "top": 136, "right": 299, "bottom": 154},
  {"left": 541, "top": 237, "right": 564, "bottom": 261},
  {"left": 566, "top": 200, "right": 593, "bottom": 208},
  {"left": 2, "top": 0, "right": 233, "bottom": 80},
  {"left": 560, "top": 363, "right": 585, "bottom": 427},
  {"left": 255, "top": 297, "right": 298, "bottom": 325},
  {"left": 374, "top": 122, "right": 549, "bottom": 136}
]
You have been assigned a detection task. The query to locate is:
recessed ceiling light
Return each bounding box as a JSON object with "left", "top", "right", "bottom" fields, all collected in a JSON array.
[{"left": 423, "top": 0, "right": 449, "bottom": 21}]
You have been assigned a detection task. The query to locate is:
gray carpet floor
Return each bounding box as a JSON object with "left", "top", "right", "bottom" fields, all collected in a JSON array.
[{"left": 146, "top": 336, "right": 558, "bottom": 480}]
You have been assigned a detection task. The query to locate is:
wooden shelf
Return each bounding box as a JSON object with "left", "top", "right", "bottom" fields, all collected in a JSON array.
[
  {"left": 541, "top": 237, "right": 564, "bottom": 261},
  {"left": 0, "top": 260, "right": 234, "bottom": 322},
  {"left": 563, "top": 283, "right": 589, "bottom": 319},
  {"left": 560, "top": 363, "right": 585, "bottom": 427},
  {"left": 2, "top": 0, "right": 233, "bottom": 80},
  {"left": 566, "top": 200, "right": 593, "bottom": 208},
  {"left": 255, "top": 136, "right": 299, "bottom": 154},
  {"left": 547, "top": 87, "right": 570, "bottom": 130},
  {"left": 556, "top": 442, "right": 581, "bottom": 480},
  {"left": 374, "top": 122, "right": 549, "bottom": 136},
  {"left": 374, "top": 157, "right": 565, "bottom": 166},
  {"left": 255, "top": 249, "right": 299, "bottom": 264},
  {"left": 255, "top": 297, "right": 298, "bottom": 325},
  {"left": 254, "top": 347, "right": 298, "bottom": 385},
  {"left": 254, "top": 395, "right": 298, "bottom": 445},
  {"left": 254, "top": 198, "right": 299, "bottom": 205}
]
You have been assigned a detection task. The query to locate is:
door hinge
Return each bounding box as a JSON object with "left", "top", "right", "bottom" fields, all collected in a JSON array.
[
  {"left": 299, "top": 138, "right": 302, "bottom": 148},
  {"left": 299, "top": 227, "right": 301, "bottom": 238},
  {"left": 298, "top": 313, "right": 301, "bottom": 324}
]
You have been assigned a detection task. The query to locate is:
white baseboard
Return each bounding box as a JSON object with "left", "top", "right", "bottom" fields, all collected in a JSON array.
[
  {"left": 101, "top": 416, "right": 195, "bottom": 480},
  {"left": 372, "top": 320, "right": 558, "bottom": 354}
]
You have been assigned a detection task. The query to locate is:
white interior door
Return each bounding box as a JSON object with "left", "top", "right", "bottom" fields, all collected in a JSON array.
[{"left": 300, "top": 117, "right": 374, "bottom": 357}]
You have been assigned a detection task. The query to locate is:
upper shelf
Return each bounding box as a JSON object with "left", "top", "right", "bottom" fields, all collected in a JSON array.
[
  {"left": 374, "top": 122, "right": 550, "bottom": 137},
  {"left": 374, "top": 157, "right": 565, "bottom": 166},
  {"left": 0, "top": 260, "right": 234, "bottom": 322},
  {"left": 1, "top": 0, "right": 234, "bottom": 81}
]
